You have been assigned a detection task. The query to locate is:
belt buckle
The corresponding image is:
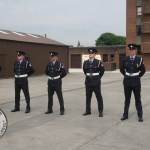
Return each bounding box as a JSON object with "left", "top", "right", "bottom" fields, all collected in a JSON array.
[
  {"left": 90, "top": 73, "right": 92, "bottom": 78},
  {"left": 130, "top": 73, "right": 133, "bottom": 77},
  {"left": 51, "top": 77, "right": 54, "bottom": 80}
]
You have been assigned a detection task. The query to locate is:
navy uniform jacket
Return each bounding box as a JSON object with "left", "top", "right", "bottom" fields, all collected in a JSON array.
[
  {"left": 120, "top": 56, "right": 145, "bottom": 87},
  {"left": 0, "top": 65, "right": 2, "bottom": 71},
  {"left": 14, "top": 59, "right": 35, "bottom": 85},
  {"left": 45, "top": 61, "right": 67, "bottom": 87},
  {"left": 83, "top": 58, "right": 105, "bottom": 86}
]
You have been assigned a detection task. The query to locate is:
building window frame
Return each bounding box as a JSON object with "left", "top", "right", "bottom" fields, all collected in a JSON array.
[
  {"left": 137, "top": 45, "right": 142, "bottom": 55},
  {"left": 137, "top": 6, "right": 142, "bottom": 16},
  {"left": 136, "top": 25, "right": 142, "bottom": 36},
  {"left": 110, "top": 54, "right": 115, "bottom": 62}
]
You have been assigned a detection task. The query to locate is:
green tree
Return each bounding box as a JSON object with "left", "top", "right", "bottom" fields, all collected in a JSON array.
[
  {"left": 115, "top": 36, "right": 126, "bottom": 45},
  {"left": 95, "top": 32, "right": 126, "bottom": 46}
]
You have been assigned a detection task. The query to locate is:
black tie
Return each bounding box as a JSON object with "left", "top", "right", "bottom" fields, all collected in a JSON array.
[
  {"left": 90, "top": 61, "right": 92, "bottom": 64},
  {"left": 51, "top": 62, "right": 53, "bottom": 66},
  {"left": 131, "top": 57, "right": 134, "bottom": 62}
]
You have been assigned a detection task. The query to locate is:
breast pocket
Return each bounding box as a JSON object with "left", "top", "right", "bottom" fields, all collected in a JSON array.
[{"left": 125, "top": 62, "right": 128, "bottom": 67}]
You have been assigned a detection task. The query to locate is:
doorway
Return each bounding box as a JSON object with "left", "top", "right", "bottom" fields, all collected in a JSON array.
[{"left": 119, "top": 54, "right": 126, "bottom": 68}]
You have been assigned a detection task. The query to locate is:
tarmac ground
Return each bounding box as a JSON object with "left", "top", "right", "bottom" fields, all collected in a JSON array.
[{"left": 0, "top": 72, "right": 150, "bottom": 150}]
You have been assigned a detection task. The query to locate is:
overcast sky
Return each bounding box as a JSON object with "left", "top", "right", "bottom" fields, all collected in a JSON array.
[{"left": 0, "top": 0, "right": 126, "bottom": 46}]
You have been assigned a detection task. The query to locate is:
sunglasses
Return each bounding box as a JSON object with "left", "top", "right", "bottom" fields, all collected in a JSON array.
[
  {"left": 129, "top": 49, "right": 136, "bottom": 51},
  {"left": 89, "top": 52, "right": 96, "bottom": 54}
]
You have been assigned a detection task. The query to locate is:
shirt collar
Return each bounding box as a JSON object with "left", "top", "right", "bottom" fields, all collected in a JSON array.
[
  {"left": 89, "top": 58, "right": 94, "bottom": 62},
  {"left": 52, "top": 60, "right": 56, "bottom": 64},
  {"left": 130, "top": 55, "right": 136, "bottom": 59},
  {"left": 19, "top": 59, "right": 23, "bottom": 63}
]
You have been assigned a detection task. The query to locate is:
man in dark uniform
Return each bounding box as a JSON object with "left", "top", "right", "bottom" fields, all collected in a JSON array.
[
  {"left": 45, "top": 52, "right": 67, "bottom": 115},
  {"left": 11, "top": 51, "right": 35, "bottom": 113},
  {"left": 83, "top": 48, "right": 105, "bottom": 117},
  {"left": 120, "top": 44, "right": 145, "bottom": 122}
]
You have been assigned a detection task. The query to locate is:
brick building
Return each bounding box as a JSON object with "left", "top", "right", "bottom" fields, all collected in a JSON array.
[
  {"left": 69, "top": 46, "right": 126, "bottom": 71},
  {"left": 126, "top": 0, "right": 150, "bottom": 70},
  {"left": 0, "top": 29, "right": 69, "bottom": 78}
]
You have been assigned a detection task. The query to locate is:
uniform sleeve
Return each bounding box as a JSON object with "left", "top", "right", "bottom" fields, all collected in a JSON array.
[
  {"left": 14, "top": 62, "right": 16, "bottom": 73},
  {"left": 120, "top": 58, "right": 125, "bottom": 76},
  {"left": 27, "top": 61, "right": 35, "bottom": 76},
  {"left": 99, "top": 61, "right": 105, "bottom": 78},
  {"left": 83, "top": 61, "right": 86, "bottom": 75},
  {"left": 45, "top": 63, "right": 49, "bottom": 76},
  {"left": 139, "top": 58, "right": 146, "bottom": 77},
  {"left": 60, "top": 63, "right": 67, "bottom": 79}
]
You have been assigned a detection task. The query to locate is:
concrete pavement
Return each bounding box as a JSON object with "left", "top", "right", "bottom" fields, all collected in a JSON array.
[{"left": 0, "top": 73, "right": 150, "bottom": 150}]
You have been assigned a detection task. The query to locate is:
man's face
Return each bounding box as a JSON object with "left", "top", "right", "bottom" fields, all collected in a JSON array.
[
  {"left": 50, "top": 55, "right": 57, "bottom": 62},
  {"left": 17, "top": 55, "right": 24, "bottom": 61},
  {"left": 129, "top": 49, "right": 137, "bottom": 56},
  {"left": 89, "top": 52, "right": 96, "bottom": 59}
]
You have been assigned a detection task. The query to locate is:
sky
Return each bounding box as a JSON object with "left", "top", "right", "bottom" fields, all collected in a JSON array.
[{"left": 0, "top": 0, "right": 126, "bottom": 46}]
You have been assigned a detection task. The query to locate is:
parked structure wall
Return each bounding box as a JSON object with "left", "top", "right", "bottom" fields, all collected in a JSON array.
[{"left": 0, "top": 40, "right": 69, "bottom": 78}]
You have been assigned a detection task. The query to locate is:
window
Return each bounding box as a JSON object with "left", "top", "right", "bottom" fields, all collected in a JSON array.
[
  {"left": 103, "top": 54, "right": 108, "bottom": 62},
  {"left": 12, "top": 32, "right": 25, "bottom": 36},
  {"left": 137, "top": 45, "right": 141, "bottom": 55},
  {"left": 137, "top": 26, "right": 142, "bottom": 36},
  {"left": 137, "top": 7, "right": 142, "bottom": 16},
  {"left": 110, "top": 54, "right": 115, "bottom": 62}
]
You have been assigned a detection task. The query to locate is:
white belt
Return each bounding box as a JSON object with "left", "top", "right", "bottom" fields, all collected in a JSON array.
[
  {"left": 48, "top": 75, "right": 60, "bottom": 80},
  {"left": 15, "top": 74, "right": 28, "bottom": 78},
  {"left": 86, "top": 73, "right": 99, "bottom": 76},
  {"left": 125, "top": 72, "right": 139, "bottom": 76}
]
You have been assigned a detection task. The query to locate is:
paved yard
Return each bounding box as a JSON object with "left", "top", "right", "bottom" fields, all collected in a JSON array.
[{"left": 0, "top": 72, "right": 150, "bottom": 150}]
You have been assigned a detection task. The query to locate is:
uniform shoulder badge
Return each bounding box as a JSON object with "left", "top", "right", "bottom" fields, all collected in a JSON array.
[
  {"left": 28, "top": 62, "right": 32, "bottom": 67},
  {"left": 61, "top": 63, "right": 64, "bottom": 68}
]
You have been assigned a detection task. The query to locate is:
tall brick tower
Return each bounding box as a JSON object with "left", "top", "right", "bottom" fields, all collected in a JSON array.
[{"left": 126, "top": 0, "right": 150, "bottom": 70}]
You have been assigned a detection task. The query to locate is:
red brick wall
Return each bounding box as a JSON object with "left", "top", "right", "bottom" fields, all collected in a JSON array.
[
  {"left": 126, "top": 0, "right": 137, "bottom": 55},
  {"left": 126, "top": 0, "right": 150, "bottom": 70},
  {"left": 69, "top": 46, "right": 126, "bottom": 69},
  {"left": 142, "top": 0, "right": 150, "bottom": 70}
]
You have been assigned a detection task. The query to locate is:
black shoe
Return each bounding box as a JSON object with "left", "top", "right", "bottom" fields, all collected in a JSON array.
[
  {"left": 83, "top": 112, "right": 91, "bottom": 116},
  {"left": 25, "top": 109, "right": 30, "bottom": 113},
  {"left": 139, "top": 117, "right": 143, "bottom": 122},
  {"left": 99, "top": 112, "right": 103, "bottom": 117},
  {"left": 45, "top": 110, "right": 53, "bottom": 114},
  {"left": 11, "top": 108, "right": 20, "bottom": 112},
  {"left": 120, "top": 116, "right": 128, "bottom": 121},
  {"left": 60, "top": 111, "right": 64, "bottom": 115}
]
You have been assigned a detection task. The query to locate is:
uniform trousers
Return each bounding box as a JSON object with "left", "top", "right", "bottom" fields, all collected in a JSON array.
[
  {"left": 15, "top": 83, "right": 30, "bottom": 109},
  {"left": 48, "top": 85, "right": 65, "bottom": 112},
  {"left": 123, "top": 85, "right": 143, "bottom": 118},
  {"left": 85, "top": 85, "right": 103, "bottom": 113}
]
